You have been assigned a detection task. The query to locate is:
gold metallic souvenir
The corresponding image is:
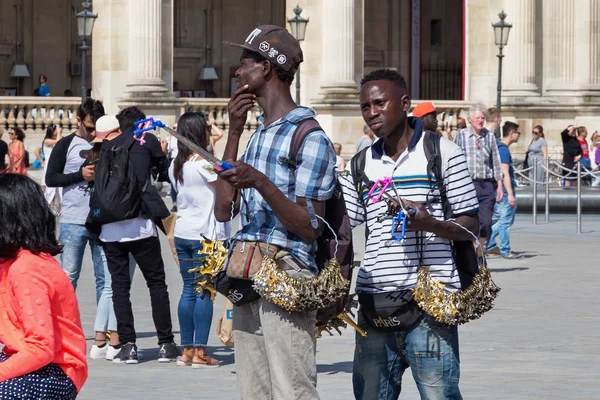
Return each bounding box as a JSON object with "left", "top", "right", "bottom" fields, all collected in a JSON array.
[
  {"left": 253, "top": 257, "right": 350, "bottom": 313},
  {"left": 189, "top": 239, "right": 229, "bottom": 301},
  {"left": 412, "top": 265, "right": 500, "bottom": 325}
]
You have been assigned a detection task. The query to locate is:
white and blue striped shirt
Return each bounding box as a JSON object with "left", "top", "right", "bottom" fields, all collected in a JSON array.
[{"left": 339, "top": 119, "right": 479, "bottom": 294}]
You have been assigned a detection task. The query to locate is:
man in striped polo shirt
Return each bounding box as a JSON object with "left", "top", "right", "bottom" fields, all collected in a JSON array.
[{"left": 340, "top": 69, "right": 480, "bottom": 399}]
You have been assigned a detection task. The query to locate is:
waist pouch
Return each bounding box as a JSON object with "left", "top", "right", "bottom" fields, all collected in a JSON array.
[
  {"left": 226, "top": 240, "right": 315, "bottom": 280},
  {"left": 214, "top": 270, "right": 260, "bottom": 307},
  {"left": 226, "top": 241, "right": 278, "bottom": 280},
  {"left": 358, "top": 291, "right": 423, "bottom": 332}
]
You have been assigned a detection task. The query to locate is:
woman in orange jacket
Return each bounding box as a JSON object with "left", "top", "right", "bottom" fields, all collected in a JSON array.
[{"left": 0, "top": 173, "right": 87, "bottom": 399}]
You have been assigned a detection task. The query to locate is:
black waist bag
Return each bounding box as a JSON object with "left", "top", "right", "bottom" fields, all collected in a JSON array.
[
  {"left": 358, "top": 291, "right": 423, "bottom": 332},
  {"left": 214, "top": 270, "right": 260, "bottom": 307}
]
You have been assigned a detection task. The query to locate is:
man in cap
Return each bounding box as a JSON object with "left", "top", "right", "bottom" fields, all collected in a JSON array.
[
  {"left": 215, "top": 25, "right": 337, "bottom": 399},
  {"left": 412, "top": 101, "right": 438, "bottom": 132}
]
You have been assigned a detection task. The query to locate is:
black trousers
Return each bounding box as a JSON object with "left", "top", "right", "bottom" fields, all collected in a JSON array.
[
  {"left": 473, "top": 179, "right": 496, "bottom": 241},
  {"left": 103, "top": 236, "right": 174, "bottom": 345}
]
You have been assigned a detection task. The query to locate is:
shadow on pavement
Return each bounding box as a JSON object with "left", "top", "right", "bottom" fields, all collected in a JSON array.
[
  {"left": 317, "top": 361, "right": 353, "bottom": 375},
  {"left": 490, "top": 267, "right": 529, "bottom": 272}
]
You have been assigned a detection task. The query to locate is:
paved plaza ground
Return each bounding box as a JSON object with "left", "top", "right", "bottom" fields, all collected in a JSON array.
[{"left": 72, "top": 210, "right": 599, "bottom": 399}]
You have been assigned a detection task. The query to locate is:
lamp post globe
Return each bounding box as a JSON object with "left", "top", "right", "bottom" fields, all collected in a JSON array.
[
  {"left": 76, "top": 1, "right": 98, "bottom": 99},
  {"left": 492, "top": 11, "right": 512, "bottom": 112},
  {"left": 287, "top": 5, "right": 309, "bottom": 104}
]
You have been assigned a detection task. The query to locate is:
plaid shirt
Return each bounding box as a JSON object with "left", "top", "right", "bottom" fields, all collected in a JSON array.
[
  {"left": 454, "top": 127, "right": 502, "bottom": 181},
  {"left": 237, "top": 107, "right": 336, "bottom": 272}
]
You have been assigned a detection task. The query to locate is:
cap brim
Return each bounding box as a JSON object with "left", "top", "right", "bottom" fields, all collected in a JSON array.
[{"left": 224, "top": 41, "right": 254, "bottom": 53}]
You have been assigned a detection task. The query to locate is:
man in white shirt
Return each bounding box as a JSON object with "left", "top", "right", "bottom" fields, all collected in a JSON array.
[
  {"left": 94, "top": 107, "right": 179, "bottom": 365},
  {"left": 340, "top": 69, "right": 479, "bottom": 399}
]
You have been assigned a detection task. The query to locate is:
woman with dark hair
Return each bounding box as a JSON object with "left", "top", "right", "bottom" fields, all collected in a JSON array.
[
  {"left": 168, "top": 112, "right": 229, "bottom": 368},
  {"left": 7, "top": 127, "right": 27, "bottom": 175},
  {"left": 34, "top": 124, "right": 63, "bottom": 207},
  {"left": 0, "top": 174, "right": 87, "bottom": 398},
  {"left": 526, "top": 125, "right": 548, "bottom": 186},
  {"left": 561, "top": 125, "right": 583, "bottom": 186}
]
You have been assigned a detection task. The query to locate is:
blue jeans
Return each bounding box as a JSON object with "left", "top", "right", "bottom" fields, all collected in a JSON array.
[
  {"left": 175, "top": 237, "right": 214, "bottom": 347},
  {"left": 487, "top": 193, "right": 517, "bottom": 256},
  {"left": 353, "top": 313, "right": 461, "bottom": 400},
  {"left": 59, "top": 223, "right": 104, "bottom": 303},
  {"left": 93, "top": 254, "right": 136, "bottom": 333}
]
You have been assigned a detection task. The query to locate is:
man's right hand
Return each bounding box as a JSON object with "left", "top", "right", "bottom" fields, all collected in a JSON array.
[
  {"left": 82, "top": 165, "right": 95, "bottom": 181},
  {"left": 227, "top": 84, "right": 256, "bottom": 135},
  {"left": 508, "top": 195, "right": 517, "bottom": 207}
]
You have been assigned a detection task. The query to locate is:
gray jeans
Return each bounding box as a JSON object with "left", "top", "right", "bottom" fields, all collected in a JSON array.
[{"left": 233, "top": 298, "right": 320, "bottom": 400}]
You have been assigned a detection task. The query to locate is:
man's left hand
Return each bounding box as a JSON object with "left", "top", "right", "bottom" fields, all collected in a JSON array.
[
  {"left": 219, "top": 161, "right": 267, "bottom": 189},
  {"left": 402, "top": 199, "right": 437, "bottom": 232},
  {"left": 496, "top": 189, "right": 504, "bottom": 202}
]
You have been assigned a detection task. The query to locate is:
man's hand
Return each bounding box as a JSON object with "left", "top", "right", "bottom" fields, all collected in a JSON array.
[
  {"left": 82, "top": 165, "right": 95, "bottom": 181},
  {"left": 219, "top": 161, "right": 267, "bottom": 189},
  {"left": 574, "top": 155, "right": 582, "bottom": 162},
  {"left": 401, "top": 199, "right": 437, "bottom": 232},
  {"left": 227, "top": 85, "right": 256, "bottom": 135},
  {"left": 508, "top": 195, "right": 517, "bottom": 207},
  {"left": 496, "top": 188, "right": 504, "bottom": 202}
]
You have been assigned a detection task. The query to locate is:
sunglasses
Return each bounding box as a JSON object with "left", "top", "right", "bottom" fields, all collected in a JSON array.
[{"left": 532, "top": 131, "right": 539, "bottom": 134}]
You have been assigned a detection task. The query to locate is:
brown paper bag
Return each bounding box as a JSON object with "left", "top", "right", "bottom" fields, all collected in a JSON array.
[{"left": 216, "top": 299, "right": 234, "bottom": 347}]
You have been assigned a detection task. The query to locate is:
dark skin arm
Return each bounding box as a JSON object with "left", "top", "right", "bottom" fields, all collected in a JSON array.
[
  {"left": 401, "top": 199, "right": 480, "bottom": 241},
  {"left": 214, "top": 85, "right": 256, "bottom": 221},
  {"left": 218, "top": 161, "right": 325, "bottom": 244}
]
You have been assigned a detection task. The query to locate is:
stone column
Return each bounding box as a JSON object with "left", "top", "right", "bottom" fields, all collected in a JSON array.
[
  {"left": 502, "top": 0, "right": 539, "bottom": 96},
  {"left": 125, "top": 0, "right": 168, "bottom": 95},
  {"left": 319, "top": 0, "right": 360, "bottom": 102}
]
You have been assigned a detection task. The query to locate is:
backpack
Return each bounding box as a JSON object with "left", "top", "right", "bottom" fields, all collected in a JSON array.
[
  {"left": 350, "top": 131, "right": 479, "bottom": 290},
  {"left": 87, "top": 135, "right": 145, "bottom": 225},
  {"left": 288, "top": 118, "right": 355, "bottom": 323}
]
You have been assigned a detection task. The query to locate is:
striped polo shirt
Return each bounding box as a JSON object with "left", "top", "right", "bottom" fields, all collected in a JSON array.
[{"left": 339, "top": 118, "right": 479, "bottom": 294}]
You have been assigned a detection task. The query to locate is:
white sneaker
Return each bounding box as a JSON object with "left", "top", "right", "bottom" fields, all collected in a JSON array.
[
  {"left": 89, "top": 344, "right": 108, "bottom": 359},
  {"left": 106, "top": 345, "right": 119, "bottom": 361}
]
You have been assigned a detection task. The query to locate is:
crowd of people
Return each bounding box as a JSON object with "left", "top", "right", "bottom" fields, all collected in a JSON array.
[{"left": 0, "top": 23, "right": 595, "bottom": 400}]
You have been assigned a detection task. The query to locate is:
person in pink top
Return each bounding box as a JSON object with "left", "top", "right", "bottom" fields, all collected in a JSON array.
[{"left": 0, "top": 173, "right": 87, "bottom": 399}]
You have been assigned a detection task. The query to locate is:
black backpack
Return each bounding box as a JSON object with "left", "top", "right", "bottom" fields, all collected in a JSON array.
[
  {"left": 87, "top": 135, "right": 145, "bottom": 225},
  {"left": 350, "top": 131, "right": 479, "bottom": 290},
  {"left": 288, "top": 119, "right": 355, "bottom": 323}
]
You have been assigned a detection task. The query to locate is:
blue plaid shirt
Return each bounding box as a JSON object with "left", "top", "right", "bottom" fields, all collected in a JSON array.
[{"left": 237, "top": 107, "right": 337, "bottom": 272}]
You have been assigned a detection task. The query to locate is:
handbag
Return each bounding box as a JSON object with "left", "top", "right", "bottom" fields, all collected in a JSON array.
[
  {"left": 216, "top": 300, "right": 235, "bottom": 347},
  {"left": 523, "top": 139, "right": 534, "bottom": 169},
  {"left": 225, "top": 241, "right": 279, "bottom": 280}
]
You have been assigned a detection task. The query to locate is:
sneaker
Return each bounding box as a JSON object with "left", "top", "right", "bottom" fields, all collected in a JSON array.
[
  {"left": 106, "top": 345, "right": 119, "bottom": 361},
  {"left": 501, "top": 252, "right": 522, "bottom": 260},
  {"left": 89, "top": 344, "right": 108, "bottom": 360},
  {"left": 112, "top": 343, "right": 139, "bottom": 364},
  {"left": 158, "top": 342, "right": 180, "bottom": 363}
]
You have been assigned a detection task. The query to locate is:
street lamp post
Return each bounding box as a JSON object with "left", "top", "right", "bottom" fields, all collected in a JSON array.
[
  {"left": 287, "top": 5, "right": 309, "bottom": 104},
  {"left": 76, "top": 1, "right": 97, "bottom": 99},
  {"left": 492, "top": 11, "right": 512, "bottom": 113}
]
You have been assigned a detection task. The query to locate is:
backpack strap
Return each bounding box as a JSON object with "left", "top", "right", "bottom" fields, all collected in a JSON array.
[
  {"left": 281, "top": 118, "right": 323, "bottom": 167},
  {"left": 424, "top": 131, "right": 453, "bottom": 220},
  {"left": 349, "top": 147, "right": 369, "bottom": 238}
]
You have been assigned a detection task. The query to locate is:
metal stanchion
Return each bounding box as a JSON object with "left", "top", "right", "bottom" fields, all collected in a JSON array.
[
  {"left": 544, "top": 158, "right": 550, "bottom": 223},
  {"left": 532, "top": 161, "right": 537, "bottom": 224},
  {"left": 577, "top": 162, "right": 582, "bottom": 234}
]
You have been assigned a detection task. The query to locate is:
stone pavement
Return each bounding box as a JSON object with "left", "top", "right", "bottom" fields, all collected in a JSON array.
[{"left": 72, "top": 211, "right": 599, "bottom": 399}]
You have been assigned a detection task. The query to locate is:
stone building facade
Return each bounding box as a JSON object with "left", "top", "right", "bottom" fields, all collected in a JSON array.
[{"left": 0, "top": 0, "right": 599, "bottom": 158}]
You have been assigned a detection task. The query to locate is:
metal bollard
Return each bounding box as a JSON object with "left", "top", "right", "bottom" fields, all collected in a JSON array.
[
  {"left": 544, "top": 158, "right": 550, "bottom": 223},
  {"left": 532, "top": 161, "right": 537, "bottom": 224},
  {"left": 577, "top": 162, "right": 582, "bottom": 234}
]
